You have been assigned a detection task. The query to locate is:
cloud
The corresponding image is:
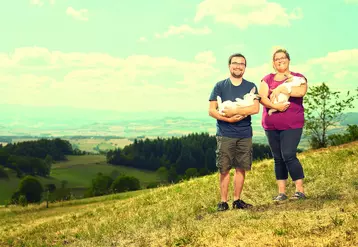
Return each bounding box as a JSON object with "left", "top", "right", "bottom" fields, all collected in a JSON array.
[
  {"left": 30, "top": 0, "right": 43, "bottom": 6},
  {"left": 155, "top": 24, "right": 211, "bottom": 38},
  {"left": 30, "top": 0, "right": 55, "bottom": 6},
  {"left": 195, "top": 51, "right": 216, "bottom": 64},
  {"left": 244, "top": 49, "right": 358, "bottom": 92},
  {"left": 2, "top": 47, "right": 357, "bottom": 113},
  {"left": 344, "top": 0, "right": 358, "bottom": 3},
  {"left": 194, "top": 0, "right": 303, "bottom": 29},
  {"left": 291, "top": 49, "right": 358, "bottom": 91},
  {"left": 138, "top": 37, "right": 148, "bottom": 42},
  {"left": 66, "top": 7, "right": 89, "bottom": 21},
  {"left": 0, "top": 47, "right": 222, "bottom": 112}
]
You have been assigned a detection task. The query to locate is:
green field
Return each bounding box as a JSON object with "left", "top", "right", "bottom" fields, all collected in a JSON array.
[
  {"left": 0, "top": 155, "right": 160, "bottom": 205},
  {"left": 0, "top": 142, "right": 357, "bottom": 246}
]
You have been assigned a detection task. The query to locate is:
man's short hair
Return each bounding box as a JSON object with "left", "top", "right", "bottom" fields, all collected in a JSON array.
[{"left": 228, "top": 53, "right": 247, "bottom": 66}]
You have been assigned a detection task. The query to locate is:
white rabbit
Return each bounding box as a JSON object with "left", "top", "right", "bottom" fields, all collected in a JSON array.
[
  {"left": 268, "top": 75, "right": 306, "bottom": 116},
  {"left": 217, "top": 87, "right": 259, "bottom": 116}
]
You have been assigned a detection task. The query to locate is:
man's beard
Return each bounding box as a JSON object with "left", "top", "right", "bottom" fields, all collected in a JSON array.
[{"left": 231, "top": 71, "right": 243, "bottom": 78}]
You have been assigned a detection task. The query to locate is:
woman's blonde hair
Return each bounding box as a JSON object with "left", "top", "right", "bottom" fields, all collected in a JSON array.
[{"left": 272, "top": 48, "right": 290, "bottom": 61}]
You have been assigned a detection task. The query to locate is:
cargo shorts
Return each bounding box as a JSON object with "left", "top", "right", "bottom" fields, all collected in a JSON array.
[{"left": 216, "top": 136, "right": 253, "bottom": 174}]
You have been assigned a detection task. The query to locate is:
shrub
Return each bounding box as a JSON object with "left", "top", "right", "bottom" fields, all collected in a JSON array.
[{"left": 111, "top": 175, "right": 140, "bottom": 193}]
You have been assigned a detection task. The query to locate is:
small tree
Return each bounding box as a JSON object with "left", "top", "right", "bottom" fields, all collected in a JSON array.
[
  {"left": 184, "top": 168, "right": 198, "bottom": 179},
  {"left": 304, "top": 83, "right": 358, "bottom": 149},
  {"left": 89, "top": 173, "right": 113, "bottom": 196},
  {"left": 0, "top": 166, "right": 8, "bottom": 179},
  {"left": 156, "top": 166, "right": 168, "bottom": 183},
  {"left": 110, "top": 175, "right": 140, "bottom": 193},
  {"left": 16, "top": 176, "right": 44, "bottom": 203}
]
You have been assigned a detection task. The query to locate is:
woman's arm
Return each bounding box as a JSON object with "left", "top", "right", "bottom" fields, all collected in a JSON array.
[
  {"left": 259, "top": 80, "right": 290, "bottom": 112},
  {"left": 270, "top": 79, "right": 308, "bottom": 101}
]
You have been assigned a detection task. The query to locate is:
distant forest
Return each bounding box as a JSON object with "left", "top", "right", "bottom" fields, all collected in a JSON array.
[
  {"left": 107, "top": 133, "right": 273, "bottom": 182},
  {"left": 0, "top": 134, "right": 273, "bottom": 182},
  {"left": 0, "top": 138, "right": 76, "bottom": 177}
]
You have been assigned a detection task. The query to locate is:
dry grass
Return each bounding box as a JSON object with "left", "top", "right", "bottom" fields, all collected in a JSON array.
[{"left": 0, "top": 142, "right": 357, "bottom": 247}]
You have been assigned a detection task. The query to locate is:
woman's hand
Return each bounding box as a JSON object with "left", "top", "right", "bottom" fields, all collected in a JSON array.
[
  {"left": 273, "top": 102, "right": 290, "bottom": 112},
  {"left": 270, "top": 87, "right": 282, "bottom": 103}
]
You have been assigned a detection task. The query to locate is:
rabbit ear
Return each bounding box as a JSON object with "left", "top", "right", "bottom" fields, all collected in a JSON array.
[
  {"left": 250, "top": 87, "right": 255, "bottom": 94},
  {"left": 217, "top": 96, "right": 222, "bottom": 105}
]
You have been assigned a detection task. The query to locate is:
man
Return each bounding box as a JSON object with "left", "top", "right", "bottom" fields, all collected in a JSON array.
[{"left": 208, "top": 53, "right": 260, "bottom": 211}]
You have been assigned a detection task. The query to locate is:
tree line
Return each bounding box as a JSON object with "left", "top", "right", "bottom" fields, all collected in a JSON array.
[
  {"left": 0, "top": 138, "right": 75, "bottom": 177},
  {"left": 106, "top": 133, "right": 274, "bottom": 183}
]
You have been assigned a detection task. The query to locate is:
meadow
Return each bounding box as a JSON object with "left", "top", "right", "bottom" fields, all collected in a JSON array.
[
  {"left": 0, "top": 155, "right": 160, "bottom": 205},
  {"left": 0, "top": 142, "right": 357, "bottom": 246}
]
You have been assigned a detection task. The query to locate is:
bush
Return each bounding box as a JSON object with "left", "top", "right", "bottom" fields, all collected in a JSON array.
[
  {"left": 111, "top": 175, "right": 140, "bottom": 193},
  {"left": 89, "top": 173, "right": 113, "bottom": 196},
  {"left": 146, "top": 182, "right": 160, "bottom": 189},
  {"left": 19, "top": 195, "right": 28, "bottom": 207},
  {"left": 0, "top": 166, "right": 8, "bottom": 179},
  {"left": 17, "top": 176, "right": 44, "bottom": 203}
]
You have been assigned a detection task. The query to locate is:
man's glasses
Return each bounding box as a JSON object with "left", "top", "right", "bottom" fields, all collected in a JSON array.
[
  {"left": 274, "top": 57, "right": 288, "bottom": 62},
  {"left": 231, "top": 62, "right": 246, "bottom": 67}
]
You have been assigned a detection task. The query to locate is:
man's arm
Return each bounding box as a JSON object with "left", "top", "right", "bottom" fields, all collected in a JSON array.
[
  {"left": 221, "top": 100, "right": 260, "bottom": 117},
  {"left": 209, "top": 101, "right": 245, "bottom": 123}
]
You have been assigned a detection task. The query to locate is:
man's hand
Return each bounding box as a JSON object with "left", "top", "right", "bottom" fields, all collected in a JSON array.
[
  {"left": 221, "top": 107, "right": 237, "bottom": 117},
  {"left": 273, "top": 102, "right": 290, "bottom": 112},
  {"left": 226, "top": 114, "right": 246, "bottom": 123}
]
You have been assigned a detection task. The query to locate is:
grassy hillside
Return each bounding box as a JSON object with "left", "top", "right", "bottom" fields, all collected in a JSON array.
[
  {"left": 0, "top": 142, "right": 357, "bottom": 247},
  {"left": 0, "top": 155, "right": 160, "bottom": 204}
]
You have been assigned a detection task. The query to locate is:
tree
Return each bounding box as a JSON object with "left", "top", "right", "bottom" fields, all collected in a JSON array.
[
  {"left": 304, "top": 83, "right": 358, "bottom": 148},
  {"left": 156, "top": 166, "right": 168, "bottom": 182},
  {"left": 110, "top": 175, "right": 140, "bottom": 193},
  {"left": 328, "top": 124, "right": 358, "bottom": 146},
  {"left": 91, "top": 173, "right": 113, "bottom": 196},
  {"left": 184, "top": 168, "right": 198, "bottom": 179},
  {"left": 0, "top": 166, "right": 8, "bottom": 179},
  {"left": 15, "top": 176, "right": 44, "bottom": 203}
]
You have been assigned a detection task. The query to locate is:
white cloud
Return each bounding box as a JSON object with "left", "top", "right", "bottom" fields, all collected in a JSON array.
[
  {"left": 30, "top": 0, "right": 55, "bottom": 6},
  {"left": 195, "top": 51, "right": 216, "bottom": 64},
  {"left": 194, "top": 0, "right": 303, "bottom": 29},
  {"left": 291, "top": 49, "right": 358, "bottom": 91},
  {"left": 66, "top": 7, "right": 89, "bottom": 21},
  {"left": 245, "top": 49, "right": 358, "bottom": 92},
  {"left": 0, "top": 47, "right": 222, "bottom": 112},
  {"left": 30, "top": 0, "right": 43, "bottom": 6},
  {"left": 3, "top": 47, "right": 357, "bottom": 113},
  {"left": 138, "top": 37, "right": 148, "bottom": 42},
  {"left": 155, "top": 24, "right": 211, "bottom": 38},
  {"left": 344, "top": 0, "right": 358, "bottom": 3}
]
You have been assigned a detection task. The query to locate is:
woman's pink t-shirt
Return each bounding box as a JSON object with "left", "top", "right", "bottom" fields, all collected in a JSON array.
[{"left": 261, "top": 72, "right": 307, "bottom": 130}]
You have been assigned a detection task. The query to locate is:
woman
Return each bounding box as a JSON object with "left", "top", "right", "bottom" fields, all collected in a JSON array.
[{"left": 259, "top": 48, "right": 307, "bottom": 201}]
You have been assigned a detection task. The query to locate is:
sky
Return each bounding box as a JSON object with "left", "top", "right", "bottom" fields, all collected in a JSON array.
[{"left": 1, "top": 0, "right": 358, "bottom": 116}]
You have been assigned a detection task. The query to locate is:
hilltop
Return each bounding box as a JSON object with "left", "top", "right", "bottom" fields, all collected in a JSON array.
[{"left": 0, "top": 142, "right": 357, "bottom": 247}]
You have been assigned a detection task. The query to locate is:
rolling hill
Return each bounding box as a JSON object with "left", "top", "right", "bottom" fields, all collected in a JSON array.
[{"left": 0, "top": 142, "right": 357, "bottom": 246}]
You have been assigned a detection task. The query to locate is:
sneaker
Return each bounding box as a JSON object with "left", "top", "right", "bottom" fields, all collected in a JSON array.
[
  {"left": 217, "top": 202, "right": 229, "bottom": 211},
  {"left": 232, "top": 199, "right": 253, "bottom": 209},
  {"left": 273, "top": 193, "right": 288, "bottom": 202},
  {"left": 290, "top": 192, "right": 306, "bottom": 200}
]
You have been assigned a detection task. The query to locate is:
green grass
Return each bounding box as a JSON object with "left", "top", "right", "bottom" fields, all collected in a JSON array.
[
  {"left": 0, "top": 142, "right": 357, "bottom": 246},
  {"left": 0, "top": 155, "right": 160, "bottom": 204}
]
